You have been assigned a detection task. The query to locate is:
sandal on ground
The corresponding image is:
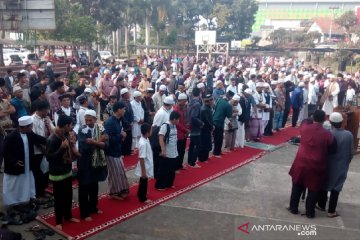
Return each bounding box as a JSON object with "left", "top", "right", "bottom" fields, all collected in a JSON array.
[
  {"left": 315, "top": 205, "right": 326, "bottom": 212},
  {"left": 327, "top": 212, "right": 340, "bottom": 218}
]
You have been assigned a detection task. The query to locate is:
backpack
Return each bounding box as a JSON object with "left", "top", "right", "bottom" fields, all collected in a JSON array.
[{"left": 149, "top": 123, "right": 170, "bottom": 150}]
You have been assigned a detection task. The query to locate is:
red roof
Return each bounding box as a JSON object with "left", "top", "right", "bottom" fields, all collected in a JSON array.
[{"left": 313, "top": 17, "right": 346, "bottom": 35}]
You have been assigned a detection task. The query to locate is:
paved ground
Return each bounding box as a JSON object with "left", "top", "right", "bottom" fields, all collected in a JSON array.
[{"left": 1, "top": 143, "right": 360, "bottom": 240}]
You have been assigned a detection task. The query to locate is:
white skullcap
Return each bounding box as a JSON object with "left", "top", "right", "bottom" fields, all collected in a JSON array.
[
  {"left": 346, "top": 75, "right": 352, "bottom": 79},
  {"left": 298, "top": 82, "right": 305, "bottom": 87},
  {"left": 219, "top": 65, "right": 223, "bottom": 68},
  {"left": 13, "top": 85, "right": 22, "bottom": 92},
  {"left": 172, "top": 72, "right": 177, "bottom": 75},
  {"left": 197, "top": 82, "right": 205, "bottom": 89},
  {"left": 71, "top": 64, "right": 77, "bottom": 69},
  {"left": 271, "top": 80, "right": 278, "bottom": 85},
  {"left": 120, "top": 88, "right": 129, "bottom": 95},
  {"left": 327, "top": 74, "right": 335, "bottom": 79},
  {"left": 178, "top": 93, "right": 188, "bottom": 100},
  {"left": 263, "top": 83, "right": 270, "bottom": 88},
  {"left": 163, "top": 96, "right": 175, "bottom": 105},
  {"left": 30, "top": 71, "right": 37, "bottom": 75},
  {"left": 256, "top": 82, "right": 264, "bottom": 88},
  {"left": 244, "top": 89, "right": 252, "bottom": 94},
  {"left": 281, "top": 67, "right": 286, "bottom": 72},
  {"left": 232, "top": 95, "right": 240, "bottom": 101},
  {"left": 133, "top": 91, "right": 142, "bottom": 98},
  {"left": 20, "top": 69, "right": 26, "bottom": 73},
  {"left": 159, "top": 85, "right": 167, "bottom": 91},
  {"left": 46, "top": 62, "right": 52, "bottom": 67},
  {"left": 18, "top": 116, "right": 33, "bottom": 126},
  {"left": 216, "top": 80, "right": 223, "bottom": 86},
  {"left": 84, "top": 109, "right": 97, "bottom": 118},
  {"left": 104, "top": 69, "right": 111, "bottom": 75},
  {"left": 84, "top": 88, "right": 93, "bottom": 93},
  {"left": 329, "top": 112, "right": 343, "bottom": 123}
]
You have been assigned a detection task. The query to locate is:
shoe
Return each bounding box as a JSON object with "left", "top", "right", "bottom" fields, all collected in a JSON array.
[
  {"left": 315, "top": 205, "right": 325, "bottom": 212},
  {"left": 286, "top": 207, "right": 299, "bottom": 215},
  {"left": 327, "top": 212, "right": 340, "bottom": 218}
]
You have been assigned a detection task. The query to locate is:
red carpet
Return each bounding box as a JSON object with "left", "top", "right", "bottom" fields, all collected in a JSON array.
[
  {"left": 261, "top": 127, "right": 300, "bottom": 145},
  {"left": 38, "top": 147, "right": 265, "bottom": 239},
  {"left": 45, "top": 155, "right": 138, "bottom": 194}
]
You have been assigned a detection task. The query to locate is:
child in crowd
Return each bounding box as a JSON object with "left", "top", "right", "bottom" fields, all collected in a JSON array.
[
  {"left": 135, "top": 123, "right": 153, "bottom": 202},
  {"left": 346, "top": 84, "right": 356, "bottom": 106}
]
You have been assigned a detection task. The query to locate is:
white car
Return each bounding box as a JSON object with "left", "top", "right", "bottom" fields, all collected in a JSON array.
[
  {"left": 3, "top": 53, "right": 23, "bottom": 66},
  {"left": 99, "top": 51, "right": 114, "bottom": 61},
  {"left": 18, "top": 52, "right": 40, "bottom": 65}
]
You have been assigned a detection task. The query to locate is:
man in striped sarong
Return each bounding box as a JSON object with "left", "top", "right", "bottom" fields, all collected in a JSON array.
[{"left": 104, "top": 102, "right": 130, "bottom": 200}]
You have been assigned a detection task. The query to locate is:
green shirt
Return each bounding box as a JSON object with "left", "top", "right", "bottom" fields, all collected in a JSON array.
[{"left": 213, "top": 98, "right": 232, "bottom": 128}]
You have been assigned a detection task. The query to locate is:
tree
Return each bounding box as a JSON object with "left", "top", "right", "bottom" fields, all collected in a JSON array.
[
  {"left": 335, "top": 11, "right": 358, "bottom": 34},
  {"left": 216, "top": 0, "right": 258, "bottom": 41}
]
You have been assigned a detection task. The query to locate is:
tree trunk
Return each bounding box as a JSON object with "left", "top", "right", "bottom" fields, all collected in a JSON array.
[
  {"left": 112, "top": 31, "right": 117, "bottom": 56},
  {"left": 133, "top": 23, "right": 136, "bottom": 45},
  {"left": 117, "top": 28, "right": 121, "bottom": 58},
  {"left": 0, "top": 30, "right": 4, "bottom": 66},
  {"left": 145, "top": 14, "right": 150, "bottom": 54},
  {"left": 96, "top": 21, "right": 100, "bottom": 51},
  {"left": 125, "top": 25, "right": 129, "bottom": 58}
]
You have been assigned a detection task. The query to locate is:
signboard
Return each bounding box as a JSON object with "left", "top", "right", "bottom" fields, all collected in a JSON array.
[
  {"left": 195, "top": 31, "right": 216, "bottom": 45},
  {"left": 0, "top": 0, "right": 56, "bottom": 30}
]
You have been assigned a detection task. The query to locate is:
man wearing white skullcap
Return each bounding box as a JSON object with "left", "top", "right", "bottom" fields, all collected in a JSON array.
[
  {"left": 224, "top": 94, "right": 242, "bottom": 151},
  {"left": 131, "top": 91, "right": 145, "bottom": 151},
  {"left": 322, "top": 73, "right": 340, "bottom": 116},
  {"left": 3, "top": 115, "right": 46, "bottom": 206},
  {"left": 317, "top": 111, "right": 353, "bottom": 218},
  {"left": 152, "top": 85, "right": 167, "bottom": 111},
  {"left": 99, "top": 68, "right": 114, "bottom": 120}
]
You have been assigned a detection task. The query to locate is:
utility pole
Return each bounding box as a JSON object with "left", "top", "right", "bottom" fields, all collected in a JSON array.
[{"left": 329, "top": 6, "right": 339, "bottom": 42}]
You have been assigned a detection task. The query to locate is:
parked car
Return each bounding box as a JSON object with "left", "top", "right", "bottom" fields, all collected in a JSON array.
[
  {"left": 4, "top": 54, "right": 23, "bottom": 66},
  {"left": 18, "top": 52, "right": 40, "bottom": 65},
  {"left": 99, "top": 50, "right": 114, "bottom": 61}
]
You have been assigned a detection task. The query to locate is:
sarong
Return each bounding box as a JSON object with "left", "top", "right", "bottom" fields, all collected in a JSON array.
[
  {"left": 105, "top": 156, "right": 130, "bottom": 195},
  {"left": 249, "top": 118, "right": 262, "bottom": 140}
]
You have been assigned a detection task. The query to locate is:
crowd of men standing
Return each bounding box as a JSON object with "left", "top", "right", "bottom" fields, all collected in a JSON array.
[{"left": 0, "top": 55, "right": 358, "bottom": 227}]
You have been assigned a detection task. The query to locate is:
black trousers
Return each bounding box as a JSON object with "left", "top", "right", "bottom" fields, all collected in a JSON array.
[
  {"left": 33, "top": 154, "right": 49, "bottom": 198},
  {"left": 318, "top": 190, "right": 340, "bottom": 214},
  {"left": 282, "top": 106, "right": 291, "bottom": 128},
  {"left": 53, "top": 176, "right": 73, "bottom": 225},
  {"left": 121, "top": 129, "right": 132, "bottom": 156},
  {"left": 153, "top": 148, "right": 160, "bottom": 179},
  {"left": 291, "top": 108, "right": 300, "bottom": 127},
  {"left": 198, "top": 150, "right": 210, "bottom": 162},
  {"left": 78, "top": 182, "right": 99, "bottom": 219},
  {"left": 0, "top": 134, "right": 4, "bottom": 168},
  {"left": 155, "top": 157, "right": 176, "bottom": 189},
  {"left": 308, "top": 104, "right": 317, "bottom": 118},
  {"left": 289, "top": 183, "right": 319, "bottom": 217},
  {"left": 264, "top": 110, "right": 274, "bottom": 135},
  {"left": 137, "top": 177, "right": 148, "bottom": 202},
  {"left": 176, "top": 139, "right": 187, "bottom": 170},
  {"left": 188, "top": 135, "right": 200, "bottom": 166},
  {"left": 213, "top": 126, "right": 224, "bottom": 156},
  {"left": 100, "top": 99, "right": 109, "bottom": 120}
]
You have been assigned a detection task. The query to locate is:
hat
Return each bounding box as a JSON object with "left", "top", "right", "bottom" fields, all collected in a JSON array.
[
  {"left": 271, "top": 80, "right": 278, "bottom": 85},
  {"left": 232, "top": 95, "right": 240, "bottom": 101},
  {"left": 226, "top": 90, "right": 235, "bottom": 97},
  {"left": 263, "top": 83, "right": 270, "bottom": 88},
  {"left": 172, "top": 72, "right": 177, "bottom": 76},
  {"left": 244, "top": 89, "right": 253, "bottom": 95},
  {"left": 120, "top": 88, "right": 129, "bottom": 95},
  {"left": 104, "top": 69, "right": 111, "bottom": 75},
  {"left": 18, "top": 116, "right": 33, "bottom": 126},
  {"left": 203, "top": 94, "right": 213, "bottom": 101},
  {"left": 256, "top": 82, "right": 264, "bottom": 88},
  {"left": 46, "top": 62, "right": 52, "bottom": 67},
  {"left": 163, "top": 96, "right": 175, "bottom": 105},
  {"left": 84, "top": 109, "right": 97, "bottom": 118},
  {"left": 84, "top": 88, "right": 93, "bottom": 93},
  {"left": 13, "top": 85, "right": 22, "bottom": 92},
  {"left": 298, "top": 82, "right": 305, "bottom": 87},
  {"left": 197, "top": 82, "right": 205, "bottom": 89},
  {"left": 327, "top": 74, "right": 335, "bottom": 79},
  {"left": 329, "top": 112, "right": 343, "bottom": 123},
  {"left": 30, "top": 71, "right": 37, "bottom": 75},
  {"left": 146, "top": 88, "right": 155, "bottom": 93},
  {"left": 159, "top": 85, "right": 167, "bottom": 91},
  {"left": 178, "top": 93, "right": 188, "bottom": 100},
  {"left": 133, "top": 91, "right": 142, "bottom": 98},
  {"left": 71, "top": 64, "right": 77, "bottom": 69}
]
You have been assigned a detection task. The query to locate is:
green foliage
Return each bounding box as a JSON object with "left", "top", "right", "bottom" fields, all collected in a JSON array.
[{"left": 335, "top": 11, "right": 358, "bottom": 32}]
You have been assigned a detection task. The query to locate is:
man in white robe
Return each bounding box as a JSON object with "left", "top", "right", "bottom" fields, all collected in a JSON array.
[
  {"left": 131, "top": 91, "right": 145, "bottom": 151},
  {"left": 322, "top": 75, "right": 340, "bottom": 116},
  {"left": 3, "top": 116, "right": 46, "bottom": 206}
]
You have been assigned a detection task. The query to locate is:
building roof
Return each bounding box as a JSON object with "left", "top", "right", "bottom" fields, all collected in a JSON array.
[{"left": 313, "top": 17, "right": 346, "bottom": 35}]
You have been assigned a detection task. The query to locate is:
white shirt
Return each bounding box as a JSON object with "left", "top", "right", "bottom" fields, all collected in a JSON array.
[
  {"left": 152, "top": 107, "right": 172, "bottom": 127},
  {"left": 54, "top": 106, "right": 71, "bottom": 127},
  {"left": 346, "top": 88, "right": 356, "bottom": 102},
  {"left": 308, "top": 83, "right": 318, "bottom": 105},
  {"left": 76, "top": 106, "right": 88, "bottom": 131},
  {"left": 135, "top": 136, "right": 154, "bottom": 177},
  {"left": 226, "top": 85, "right": 238, "bottom": 95}
]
